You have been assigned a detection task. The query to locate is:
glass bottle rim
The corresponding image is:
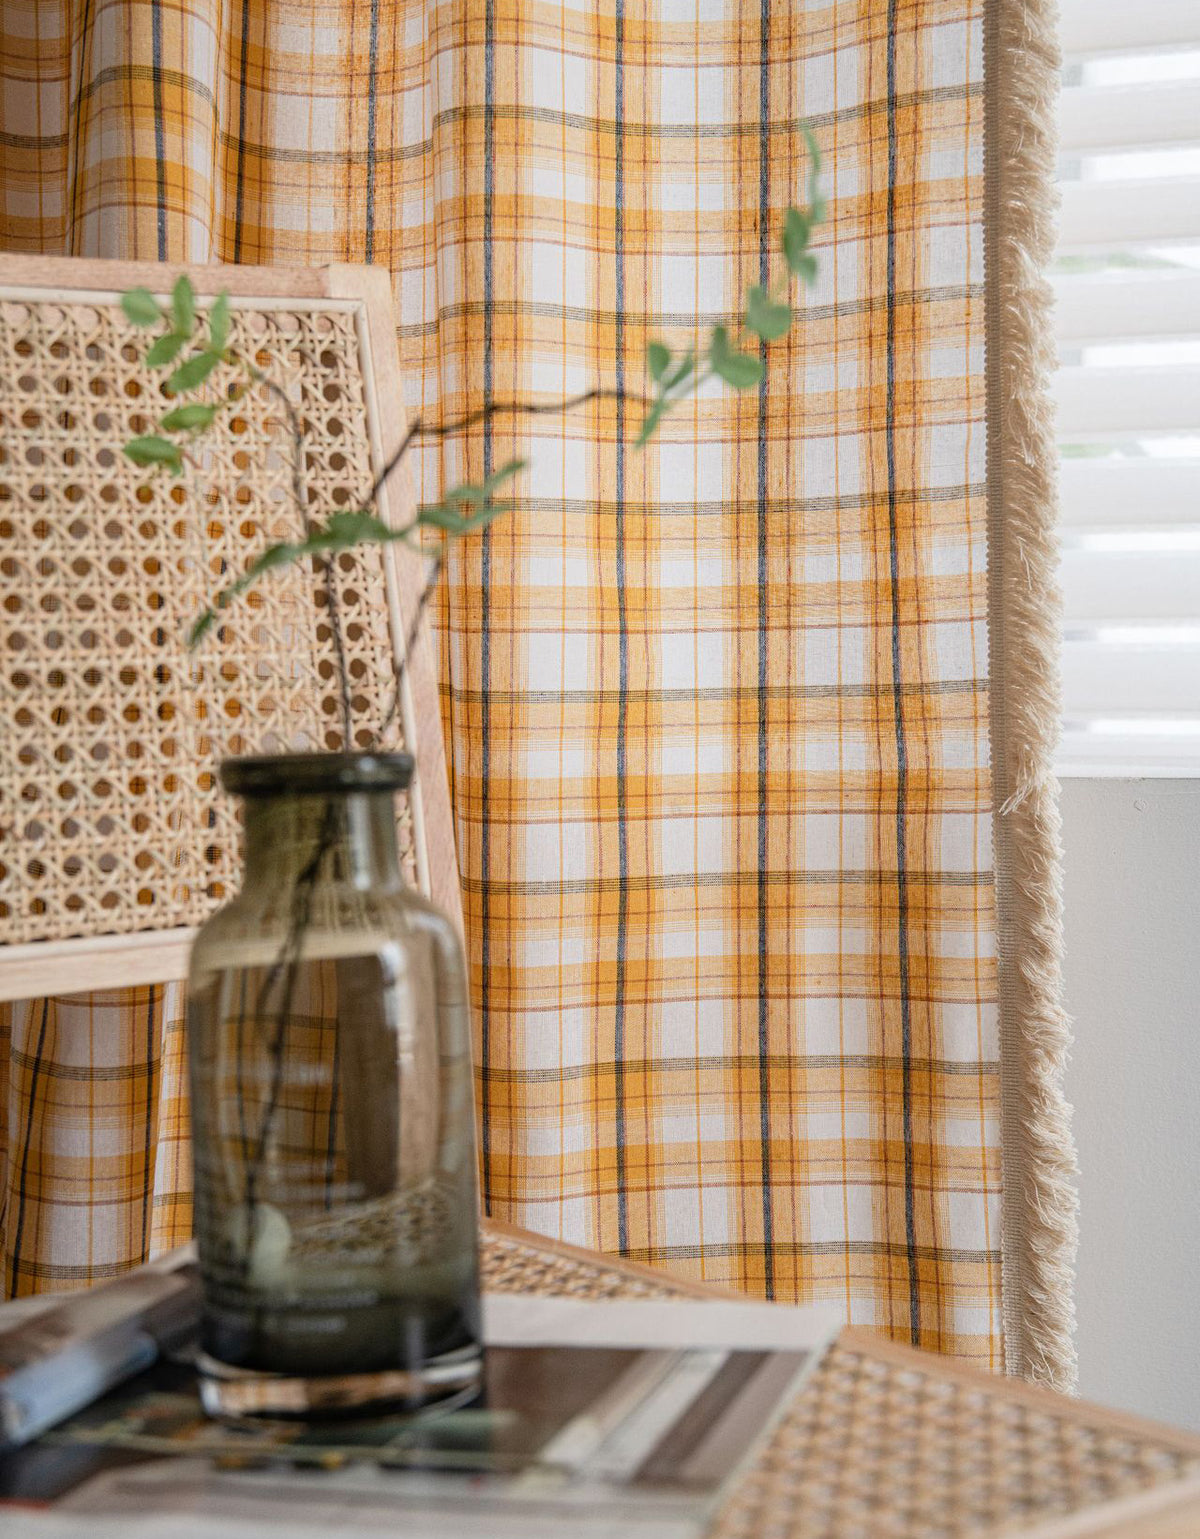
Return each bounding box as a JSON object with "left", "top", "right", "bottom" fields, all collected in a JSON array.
[{"left": 220, "top": 751, "right": 414, "bottom": 798}]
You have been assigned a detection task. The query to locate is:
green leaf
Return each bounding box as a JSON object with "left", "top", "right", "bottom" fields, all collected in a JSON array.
[
  {"left": 121, "top": 289, "right": 161, "bottom": 328},
  {"left": 252, "top": 540, "right": 303, "bottom": 572},
  {"left": 745, "top": 284, "right": 792, "bottom": 342},
  {"left": 480, "top": 457, "right": 526, "bottom": 495},
  {"left": 199, "top": 541, "right": 302, "bottom": 616},
  {"left": 317, "top": 510, "right": 399, "bottom": 549},
  {"left": 166, "top": 350, "right": 221, "bottom": 394},
  {"left": 795, "top": 252, "right": 818, "bottom": 285},
  {"left": 220, "top": 539, "right": 304, "bottom": 602},
  {"left": 664, "top": 350, "right": 695, "bottom": 391},
  {"left": 188, "top": 608, "right": 217, "bottom": 648},
  {"left": 145, "top": 331, "right": 187, "bottom": 368},
  {"left": 783, "top": 207, "right": 810, "bottom": 274},
  {"left": 123, "top": 435, "right": 183, "bottom": 473},
  {"left": 161, "top": 402, "right": 218, "bottom": 432},
  {"left": 194, "top": 464, "right": 521, "bottom": 633},
  {"left": 708, "top": 325, "right": 764, "bottom": 390},
  {"left": 171, "top": 274, "right": 196, "bottom": 336},
  {"left": 208, "top": 291, "right": 231, "bottom": 354},
  {"left": 418, "top": 500, "right": 512, "bottom": 536},
  {"left": 441, "top": 458, "right": 526, "bottom": 508},
  {"left": 416, "top": 503, "right": 469, "bottom": 532},
  {"left": 647, "top": 341, "right": 671, "bottom": 382},
  {"left": 717, "top": 352, "right": 764, "bottom": 389},
  {"left": 459, "top": 502, "right": 511, "bottom": 533},
  {"left": 195, "top": 512, "right": 411, "bottom": 638},
  {"left": 635, "top": 396, "right": 668, "bottom": 448}
]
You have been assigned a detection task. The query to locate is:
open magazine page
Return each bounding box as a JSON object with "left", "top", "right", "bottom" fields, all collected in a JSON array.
[{"left": 1, "top": 1292, "right": 839, "bottom": 1539}]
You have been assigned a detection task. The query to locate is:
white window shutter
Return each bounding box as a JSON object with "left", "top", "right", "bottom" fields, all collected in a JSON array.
[{"left": 1055, "top": 0, "right": 1200, "bottom": 775}]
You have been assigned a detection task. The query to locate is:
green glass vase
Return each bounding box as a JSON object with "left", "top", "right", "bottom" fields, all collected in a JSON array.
[{"left": 186, "top": 753, "right": 481, "bottom": 1419}]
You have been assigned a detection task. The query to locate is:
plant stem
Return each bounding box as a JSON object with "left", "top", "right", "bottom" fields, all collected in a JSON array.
[
  {"left": 366, "top": 387, "right": 641, "bottom": 514},
  {"left": 239, "top": 796, "right": 340, "bottom": 1295},
  {"left": 362, "top": 389, "right": 650, "bottom": 748},
  {"left": 238, "top": 356, "right": 355, "bottom": 747},
  {"left": 368, "top": 552, "right": 443, "bottom": 751}
]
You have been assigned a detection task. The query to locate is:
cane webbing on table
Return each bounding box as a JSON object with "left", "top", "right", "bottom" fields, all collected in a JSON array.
[
  {"left": 480, "top": 1224, "right": 1200, "bottom": 1539},
  {"left": 482, "top": 1220, "right": 713, "bottom": 1301}
]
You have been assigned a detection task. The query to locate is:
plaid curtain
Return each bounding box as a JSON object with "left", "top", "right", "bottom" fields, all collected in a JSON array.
[{"left": 0, "top": 0, "right": 1011, "bottom": 1366}]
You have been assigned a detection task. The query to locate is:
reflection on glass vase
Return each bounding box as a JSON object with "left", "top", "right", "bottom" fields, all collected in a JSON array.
[{"left": 186, "top": 753, "right": 481, "bottom": 1420}]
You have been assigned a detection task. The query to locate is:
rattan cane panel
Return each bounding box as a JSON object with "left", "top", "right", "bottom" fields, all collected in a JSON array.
[
  {"left": 479, "top": 1230, "right": 1200, "bottom": 1539},
  {"left": 481, "top": 1229, "right": 690, "bottom": 1302},
  {"left": 709, "top": 1345, "right": 1198, "bottom": 1539},
  {"left": 0, "top": 291, "right": 416, "bottom": 946}
]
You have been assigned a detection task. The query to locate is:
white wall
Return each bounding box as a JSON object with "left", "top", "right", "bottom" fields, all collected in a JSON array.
[{"left": 1060, "top": 778, "right": 1200, "bottom": 1432}]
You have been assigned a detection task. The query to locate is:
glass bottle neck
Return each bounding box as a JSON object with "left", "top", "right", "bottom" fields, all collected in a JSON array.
[{"left": 239, "top": 790, "right": 403, "bottom": 894}]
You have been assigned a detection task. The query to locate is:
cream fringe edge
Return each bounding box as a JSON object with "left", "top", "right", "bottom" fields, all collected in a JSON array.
[{"left": 985, "top": 0, "right": 1079, "bottom": 1391}]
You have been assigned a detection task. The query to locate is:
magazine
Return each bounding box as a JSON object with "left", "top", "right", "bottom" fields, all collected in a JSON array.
[
  {"left": 0, "top": 1284, "right": 839, "bottom": 1537},
  {"left": 0, "top": 1248, "right": 199, "bottom": 1448}
]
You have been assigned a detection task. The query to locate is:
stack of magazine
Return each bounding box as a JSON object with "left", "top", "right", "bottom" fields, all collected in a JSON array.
[{"left": 0, "top": 1251, "right": 839, "bottom": 1538}]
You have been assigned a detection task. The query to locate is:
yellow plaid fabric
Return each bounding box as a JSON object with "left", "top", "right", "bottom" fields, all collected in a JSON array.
[
  {"left": 0, "top": 990, "right": 192, "bottom": 1291},
  {"left": 0, "top": 0, "right": 1002, "bottom": 1364}
]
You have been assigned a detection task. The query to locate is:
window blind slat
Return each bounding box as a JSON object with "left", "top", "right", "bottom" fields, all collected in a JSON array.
[
  {"left": 1059, "top": 81, "right": 1200, "bottom": 154},
  {"left": 1058, "top": 725, "right": 1200, "bottom": 777},
  {"left": 1062, "top": 644, "right": 1200, "bottom": 713},
  {"left": 1060, "top": 461, "right": 1200, "bottom": 528},
  {"left": 1061, "top": 548, "right": 1200, "bottom": 623},
  {"left": 1055, "top": 9, "right": 1200, "bottom": 775},
  {"left": 1055, "top": 366, "right": 1200, "bottom": 440},
  {"left": 1058, "top": 179, "right": 1200, "bottom": 255},
  {"left": 1060, "top": 0, "right": 1198, "bottom": 58},
  {"left": 1054, "top": 273, "right": 1200, "bottom": 346}
]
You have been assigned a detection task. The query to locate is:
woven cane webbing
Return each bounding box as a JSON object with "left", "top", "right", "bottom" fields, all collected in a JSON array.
[
  {"left": 482, "top": 1227, "right": 693, "bottom": 1302},
  {"left": 0, "top": 286, "right": 416, "bottom": 948},
  {"left": 710, "top": 1344, "right": 1198, "bottom": 1539},
  {"left": 479, "top": 1227, "right": 1200, "bottom": 1539}
]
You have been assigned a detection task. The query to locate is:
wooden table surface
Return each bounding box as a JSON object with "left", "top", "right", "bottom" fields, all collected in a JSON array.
[{"left": 481, "top": 1220, "right": 1200, "bottom": 1539}]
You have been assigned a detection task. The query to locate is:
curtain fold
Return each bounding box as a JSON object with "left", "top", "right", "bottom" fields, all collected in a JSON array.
[{"left": 0, "top": 0, "right": 1074, "bottom": 1377}]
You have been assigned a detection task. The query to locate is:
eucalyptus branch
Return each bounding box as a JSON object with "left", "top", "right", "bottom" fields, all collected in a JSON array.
[
  {"left": 115, "top": 137, "right": 826, "bottom": 1278},
  {"left": 119, "top": 129, "right": 826, "bottom": 746},
  {"left": 121, "top": 277, "right": 357, "bottom": 738},
  {"left": 637, "top": 127, "right": 825, "bottom": 443}
]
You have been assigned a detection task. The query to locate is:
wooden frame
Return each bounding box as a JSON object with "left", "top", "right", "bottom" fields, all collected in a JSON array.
[{"left": 0, "top": 256, "right": 461, "bottom": 1001}]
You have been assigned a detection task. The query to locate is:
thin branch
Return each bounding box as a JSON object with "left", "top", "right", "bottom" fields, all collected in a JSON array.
[
  {"left": 240, "top": 795, "right": 339, "bottom": 1288},
  {"left": 365, "top": 388, "right": 644, "bottom": 513},
  {"left": 368, "top": 551, "right": 443, "bottom": 750},
  {"left": 242, "top": 359, "right": 355, "bottom": 747},
  {"left": 363, "top": 391, "right": 649, "bottom": 753}
]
